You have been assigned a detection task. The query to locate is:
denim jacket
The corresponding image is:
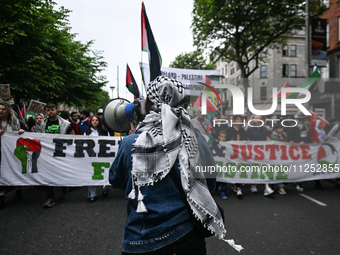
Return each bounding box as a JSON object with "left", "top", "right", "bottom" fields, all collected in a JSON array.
[{"left": 109, "top": 132, "right": 215, "bottom": 253}]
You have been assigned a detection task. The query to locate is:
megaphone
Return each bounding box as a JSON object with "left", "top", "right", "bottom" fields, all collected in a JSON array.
[{"left": 103, "top": 98, "right": 146, "bottom": 133}]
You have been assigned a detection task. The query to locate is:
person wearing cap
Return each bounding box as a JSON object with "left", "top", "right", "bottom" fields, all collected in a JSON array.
[
  {"left": 97, "top": 108, "right": 115, "bottom": 136},
  {"left": 109, "top": 76, "right": 242, "bottom": 254},
  {"left": 97, "top": 108, "right": 103, "bottom": 118}
]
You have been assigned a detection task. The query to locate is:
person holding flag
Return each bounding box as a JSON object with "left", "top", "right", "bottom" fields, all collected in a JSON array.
[{"left": 191, "top": 107, "right": 210, "bottom": 136}]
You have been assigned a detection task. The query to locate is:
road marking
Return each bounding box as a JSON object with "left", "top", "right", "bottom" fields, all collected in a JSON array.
[{"left": 299, "top": 194, "right": 327, "bottom": 207}]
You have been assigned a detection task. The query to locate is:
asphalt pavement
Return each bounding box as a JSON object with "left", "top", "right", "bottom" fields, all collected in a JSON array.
[{"left": 0, "top": 180, "right": 339, "bottom": 255}]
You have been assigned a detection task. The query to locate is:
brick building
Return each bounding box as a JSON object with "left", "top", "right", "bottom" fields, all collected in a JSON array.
[
  {"left": 321, "top": 0, "right": 340, "bottom": 77},
  {"left": 309, "top": 0, "right": 340, "bottom": 120}
]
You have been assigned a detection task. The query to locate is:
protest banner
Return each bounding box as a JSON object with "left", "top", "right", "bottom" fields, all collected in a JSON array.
[
  {"left": 0, "top": 84, "right": 10, "bottom": 99},
  {"left": 210, "top": 140, "right": 340, "bottom": 184},
  {"left": 1, "top": 133, "right": 339, "bottom": 186},
  {"left": 140, "top": 63, "right": 219, "bottom": 96},
  {"left": 0, "top": 132, "right": 119, "bottom": 186}
]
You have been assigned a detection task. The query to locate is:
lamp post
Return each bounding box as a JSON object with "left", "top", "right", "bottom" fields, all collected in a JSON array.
[{"left": 110, "top": 86, "right": 115, "bottom": 99}]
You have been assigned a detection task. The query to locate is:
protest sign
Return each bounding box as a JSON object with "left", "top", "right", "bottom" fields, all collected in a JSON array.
[
  {"left": 27, "top": 100, "right": 46, "bottom": 113},
  {"left": 0, "top": 84, "right": 10, "bottom": 99}
]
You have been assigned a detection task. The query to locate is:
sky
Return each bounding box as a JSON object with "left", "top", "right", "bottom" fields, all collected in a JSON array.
[{"left": 54, "top": 0, "right": 196, "bottom": 102}]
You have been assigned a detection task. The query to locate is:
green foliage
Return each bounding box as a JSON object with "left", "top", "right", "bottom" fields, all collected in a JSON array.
[
  {"left": 85, "top": 89, "right": 110, "bottom": 112},
  {"left": 192, "top": 0, "right": 327, "bottom": 81},
  {"left": 170, "top": 51, "right": 216, "bottom": 70},
  {"left": 0, "top": 0, "right": 108, "bottom": 106}
]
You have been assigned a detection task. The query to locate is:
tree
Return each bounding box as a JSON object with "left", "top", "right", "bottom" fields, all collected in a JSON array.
[
  {"left": 0, "top": 0, "right": 107, "bottom": 106},
  {"left": 85, "top": 89, "right": 110, "bottom": 112},
  {"left": 192, "top": 0, "right": 326, "bottom": 89},
  {"left": 170, "top": 51, "right": 216, "bottom": 70}
]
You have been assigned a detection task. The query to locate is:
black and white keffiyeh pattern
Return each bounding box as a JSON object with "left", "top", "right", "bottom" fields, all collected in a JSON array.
[{"left": 129, "top": 76, "right": 243, "bottom": 252}]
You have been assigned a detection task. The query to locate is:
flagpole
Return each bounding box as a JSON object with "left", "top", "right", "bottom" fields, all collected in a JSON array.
[
  {"left": 117, "top": 66, "right": 119, "bottom": 98},
  {"left": 141, "top": 51, "right": 144, "bottom": 98},
  {"left": 141, "top": 2, "right": 144, "bottom": 98},
  {"left": 305, "top": 0, "right": 311, "bottom": 110}
]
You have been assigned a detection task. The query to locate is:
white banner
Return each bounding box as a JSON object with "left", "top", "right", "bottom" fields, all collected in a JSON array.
[
  {"left": 140, "top": 62, "right": 220, "bottom": 96},
  {"left": 210, "top": 140, "right": 340, "bottom": 184},
  {"left": 0, "top": 132, "right": 120, "bottom": 186},
  {"left": 1, "top": 133, "right": 340, "bottom": 186}
]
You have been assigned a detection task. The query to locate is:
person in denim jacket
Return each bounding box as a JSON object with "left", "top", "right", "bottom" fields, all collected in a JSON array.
[{"left": 109, "top": 76, "right": 242, "bottom": 255}]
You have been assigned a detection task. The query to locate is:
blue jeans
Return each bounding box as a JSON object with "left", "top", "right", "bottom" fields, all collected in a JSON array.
[{"left": 121, "top": 229, "right": 206, "bottom": 255}]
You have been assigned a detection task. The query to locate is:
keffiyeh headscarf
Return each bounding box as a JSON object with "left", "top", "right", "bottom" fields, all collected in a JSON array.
[
  {"left": 129, "top": 76, "right": 243, "bottom": 252},
  {"left": 33, "top": 113, "right": 45, "bottom": 133}
]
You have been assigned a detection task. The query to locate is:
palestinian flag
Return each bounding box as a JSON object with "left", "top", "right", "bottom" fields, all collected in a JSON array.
[
  {"left": 126, "top": 64, "right": 140, "bottom": 98},
  {"left": 276, "top": 83, "right": 291, "bottom": 102},
  {"left": 284, "top": 68, "right": 320, "bottom": 99},
  {"left": 141, "top": 2, "right": 162, "bottom": 81},
  {"left": 18, "top": 105, "right": 26, "bottom": 123},
  {"left": 192, "top": 95, "right": 219, "bottom": 121},
  {"left": 308, "top": 110, "right": 329, "bottom": 128}
]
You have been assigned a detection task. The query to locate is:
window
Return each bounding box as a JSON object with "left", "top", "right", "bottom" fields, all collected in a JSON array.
[
  {"left": 260, "top": 66, "right": 267, "bottom": 78},
  {"left": 282, "top": 64, "right": 289, "bottom": 77},
  {"left": 221, "top": 68, "right": 224, "bottom": 76},
  {"left": 230, "top": 64, "right": 235, "bottom": 75},
  {"left": 290, "top": 45, "right": 296, "bottom": 57},
  {"left": 322, "top": 0, "right": 329, "bottom": 8},
  {"left": 282, "top": 45, "right": 288, "bottom": 56},
  {"left": 290, "top": 65, "right": 297, "bottom": 77},
  {"left": 327, "top": 23, "right": 329, "bottom": 47},
  {"left": 260, "top": 47, "right": 267, "bottom": 58},
  {"left": 261, "top": 87, "right": 267, "bottom": 101}
]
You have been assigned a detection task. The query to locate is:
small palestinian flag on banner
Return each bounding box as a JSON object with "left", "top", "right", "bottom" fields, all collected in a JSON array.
[
  {"left": 141, "top": 2, "right": 162, "bottom": 81},
  {"left": 126, "top": 64, "right": 140, "bottom": 98}
]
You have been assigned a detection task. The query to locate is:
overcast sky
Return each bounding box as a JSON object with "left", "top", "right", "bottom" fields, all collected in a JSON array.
[{"left": 54, "top": 0, "right": 196, "bottom": 102}]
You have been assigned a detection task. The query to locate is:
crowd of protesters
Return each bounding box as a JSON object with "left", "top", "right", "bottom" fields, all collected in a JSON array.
[
  {"left": 0, "top": 103, "right": 112, "bottom": 209},
  {"left": 191, "top": 107, "right": 340, "bottom": 199},
  {"left": 0, "top": 100, "right": 339, "bottom": 210}
]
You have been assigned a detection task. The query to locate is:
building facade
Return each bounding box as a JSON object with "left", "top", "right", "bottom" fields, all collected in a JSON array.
[
  {"left": 309, "top": 0, "right": 340, "bottom": 120},
  {"left": 214, "top": 29, "right": 308, "bottom": 118}
]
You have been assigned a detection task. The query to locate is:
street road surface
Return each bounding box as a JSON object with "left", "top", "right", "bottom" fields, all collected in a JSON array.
[{"left": 0, "top": 181, "right": 339, "bottom": 255}]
